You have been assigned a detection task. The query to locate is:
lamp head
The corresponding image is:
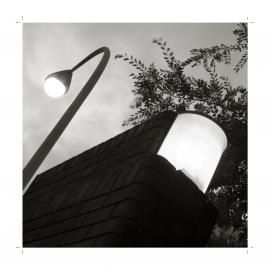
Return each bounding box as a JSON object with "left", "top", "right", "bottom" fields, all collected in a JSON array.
[
  {"left": 158, "top": 112, "right": 227, "bottom": 193},
  {"left": 44, "top": 70, "right": 72, "bottom": 98}
]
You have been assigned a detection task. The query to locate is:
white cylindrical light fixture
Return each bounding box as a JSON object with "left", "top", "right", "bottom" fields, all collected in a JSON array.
[{"left": 158, "top": 113, "right": 227, "bottom": 193}]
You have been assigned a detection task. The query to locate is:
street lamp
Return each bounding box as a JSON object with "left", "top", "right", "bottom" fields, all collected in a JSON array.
[
  {"left": 23, "top": 47, "right": 110, "bottom": 191},
  {"left": 158, "top": 112, "right": 228, "bottom": 193}
]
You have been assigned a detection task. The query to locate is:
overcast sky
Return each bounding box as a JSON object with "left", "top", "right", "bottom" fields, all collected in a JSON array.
[{"left": 23, "top": 23, "right": 247, "bottom": 176}]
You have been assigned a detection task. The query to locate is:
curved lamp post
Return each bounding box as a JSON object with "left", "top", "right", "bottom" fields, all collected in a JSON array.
[{"left": 23, "top": 47, "right": 110, "bottom": 191}]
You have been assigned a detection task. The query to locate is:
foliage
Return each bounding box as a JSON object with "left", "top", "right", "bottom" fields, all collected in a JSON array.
[
  {"left": 208, "top": 159, "right": 247, "bottom": 228},
  {"left": 182, "top": 23, "right": 247, "bottom": 73},
  {"left": 206, "top": 224, "right": 247, "bottom": 247},
  {"left": 115, "top": 23, "right": 247, "bottom": 246}
]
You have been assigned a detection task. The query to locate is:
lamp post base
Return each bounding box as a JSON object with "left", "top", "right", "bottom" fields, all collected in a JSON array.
[
  {"left": 23, "top": 155, "right": 218, "bottom": 247},
  {"left": 23, "top": 111, "right": 218, "bottom": 247}
]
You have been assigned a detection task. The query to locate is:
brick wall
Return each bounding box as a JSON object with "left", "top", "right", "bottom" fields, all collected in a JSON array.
[{"left": 23, "top": 111, "right": 217, "bottom": 247}]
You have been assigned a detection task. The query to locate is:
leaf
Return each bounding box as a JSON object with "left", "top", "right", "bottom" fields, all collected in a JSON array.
[{"left": 114, "top": 54, "right": 123, "bottom": 59}]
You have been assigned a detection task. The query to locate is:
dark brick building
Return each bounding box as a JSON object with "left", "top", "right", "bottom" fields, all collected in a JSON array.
[{"left": 23, "top": 111, "right": 218, "bottom": 247}]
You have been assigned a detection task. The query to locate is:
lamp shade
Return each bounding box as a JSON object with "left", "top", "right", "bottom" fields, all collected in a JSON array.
[
  {"left": 44, "top": 70, "right": 72, "bottom": 98},
  {"left": 158, "top": 113, "right": 227, "bottom": 192}
]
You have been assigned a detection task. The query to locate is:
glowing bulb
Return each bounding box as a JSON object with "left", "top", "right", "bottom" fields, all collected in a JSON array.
[
  {"left": 44, "top": 77, "right": 66, "bottom": 98},
  {"left": 158, "top": 113, "right": 227, "bottom": 192}
]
